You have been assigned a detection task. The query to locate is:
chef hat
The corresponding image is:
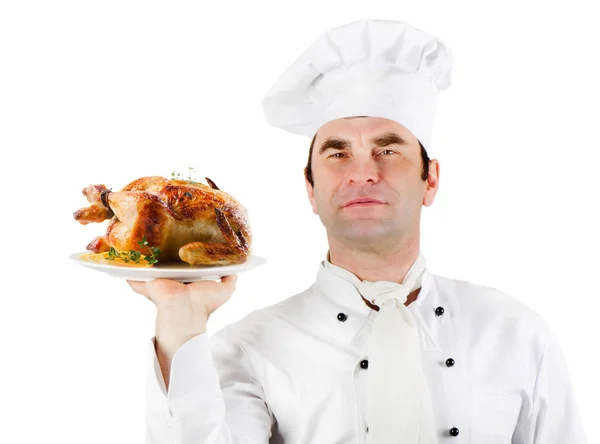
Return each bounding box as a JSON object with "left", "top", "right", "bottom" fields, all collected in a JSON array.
[{"left": 261, "top": 18, "right": 453, "bottom": 157}]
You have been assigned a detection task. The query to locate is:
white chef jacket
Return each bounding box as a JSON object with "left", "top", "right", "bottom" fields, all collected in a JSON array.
[{"left": 145, "top": 263, "right": 588, "bottom": 443}]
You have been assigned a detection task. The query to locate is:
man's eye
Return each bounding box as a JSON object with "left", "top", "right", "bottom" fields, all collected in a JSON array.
[
  {"left": 379, "top": 149, "right": 396, "bottom": 156},
  {"left": 329, "top": 152, "right": 346, "bottom": 158}
]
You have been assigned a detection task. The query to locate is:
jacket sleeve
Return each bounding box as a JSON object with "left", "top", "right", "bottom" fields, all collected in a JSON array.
[
  {"left": 145, "top": 332, "right": 275, "bottom": 443},
  {"left": 513, "top": 325, "right": 588, "bottom": 444}
]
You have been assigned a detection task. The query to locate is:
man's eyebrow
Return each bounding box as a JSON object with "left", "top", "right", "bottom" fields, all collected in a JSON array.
[
  {"left": 318, "top": 132, "right": 408, "bottom": 155},
  {"left": 318, "top": 137, "right": 351, "bottom": 155},
  {"left": 370, "top": 132, "right": 408, "bottom": 147}
]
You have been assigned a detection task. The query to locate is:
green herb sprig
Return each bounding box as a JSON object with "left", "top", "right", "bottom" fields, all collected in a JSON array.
[
  {"left": 106, "top": 237, "right": 161, "bottom": 265},
  {"left": 137, "top": 236, "right": 161, "bottom": 265},
  {"left": 171, "top": 167, "right": 198, "bottom": 184}
]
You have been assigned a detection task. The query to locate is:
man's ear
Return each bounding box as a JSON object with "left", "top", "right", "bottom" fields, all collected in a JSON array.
[
  {"left": 304, "top": 175, "right": 318, "bottom": 215},
  {"left": 422, "top": 159, "right": 440, "bottom": 207}
]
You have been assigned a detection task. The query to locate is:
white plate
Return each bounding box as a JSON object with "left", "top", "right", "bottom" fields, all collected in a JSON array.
[{"left": 69, "top": 252, "right": 266, "bottom": 282}]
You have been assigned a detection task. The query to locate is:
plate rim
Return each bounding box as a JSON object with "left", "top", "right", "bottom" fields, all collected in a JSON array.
[{"left": 69, "top": 251, "right": 266, "bottom": 276}]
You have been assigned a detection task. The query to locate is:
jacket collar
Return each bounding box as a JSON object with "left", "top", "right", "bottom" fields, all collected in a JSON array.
[{"left": 312, "top": 255, "right": 444, "bottom": 353}]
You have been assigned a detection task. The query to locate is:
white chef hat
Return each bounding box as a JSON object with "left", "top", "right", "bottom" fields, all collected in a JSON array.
[{"left": 261, "top": 18, "right": 453, "bottom": 157}]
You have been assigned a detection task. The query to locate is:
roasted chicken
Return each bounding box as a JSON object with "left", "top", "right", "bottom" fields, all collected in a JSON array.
[{"left": 73, "top": 176, "right": 251, "bottom": 265}]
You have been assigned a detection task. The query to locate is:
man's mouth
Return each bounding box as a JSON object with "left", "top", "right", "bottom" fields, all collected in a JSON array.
[{"left": 343, "top": 198, "right": 386, "bottom": 207}]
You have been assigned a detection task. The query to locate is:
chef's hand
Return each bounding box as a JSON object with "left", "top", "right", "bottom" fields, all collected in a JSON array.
[{"left": 127, "top": 275, "right": 237, "bottom": 362}]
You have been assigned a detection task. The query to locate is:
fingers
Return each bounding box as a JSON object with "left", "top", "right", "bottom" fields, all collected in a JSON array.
[
  {"left": 220, "top": 274, "right": 238, "bottom": 290},
  {"left": 183, "top": 274, "right": 238, "bottom": 315},
  {"left": 127, "top": 279, "right": 146, "bottom": 295},
  {"left": 211, "top": 274, "right": 238, "bottom": 312},
  {"left": 127, "top": 275, "right": 237, "bottom": 308},
  {"left": 127, "top": 280, "right": 155, "bottom": 304}
]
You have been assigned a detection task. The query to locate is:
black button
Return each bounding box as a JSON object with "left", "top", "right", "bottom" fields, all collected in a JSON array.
[
  {"left": 366, "top": 426, "right": 369, "bottom": 433},
  {"left": 449, "top": 427, "right": 459, "bottom": 436},
  {"left": 337, "top": 312, "right": 347, "bottom": 322},
  {"left": 445, "top": 358, "right": 455, "bottom": 367},
  {"left": 435, "top": 306, "right": 444, "bottom": 316},
  {"left": 360, "top": 359, "right": 369, "bottom": 369}
]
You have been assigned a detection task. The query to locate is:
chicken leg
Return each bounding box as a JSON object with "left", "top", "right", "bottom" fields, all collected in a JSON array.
[{"left": 178, "top": 208, "right": 249, "bottom": 265}]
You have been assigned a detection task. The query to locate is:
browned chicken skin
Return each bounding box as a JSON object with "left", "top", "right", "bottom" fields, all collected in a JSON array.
[{"left": 73, "top": 176, "right": 251, "bottom": 265}]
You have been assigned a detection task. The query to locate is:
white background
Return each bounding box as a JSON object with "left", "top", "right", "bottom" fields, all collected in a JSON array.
[{"left": 1, "top": 0, "right": 598, "bottom": 442}]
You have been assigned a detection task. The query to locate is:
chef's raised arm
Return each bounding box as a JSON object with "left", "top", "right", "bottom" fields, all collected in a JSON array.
[
  {"left": 127, "top": 276, "right": 274, "bottom": 443},
  {"left": 513, "top": 324, "right": 588, "bottom": 443},
  {"left": 146, "top": 332, "right": 274, "bottom": 443}
]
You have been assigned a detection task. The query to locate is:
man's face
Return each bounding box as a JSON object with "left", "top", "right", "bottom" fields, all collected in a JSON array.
[{"left": 305, "top": 116, "right": 439, "bottom": 250}]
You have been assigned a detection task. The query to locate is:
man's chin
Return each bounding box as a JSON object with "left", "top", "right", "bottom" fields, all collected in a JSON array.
[{"left": 333, "top": 222, "right": 394, "bottom": 243}]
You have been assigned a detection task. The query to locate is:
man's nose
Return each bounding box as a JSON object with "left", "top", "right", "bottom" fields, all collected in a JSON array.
[{"left": 346, "top": 156, "right": 380, "bottom": 184}]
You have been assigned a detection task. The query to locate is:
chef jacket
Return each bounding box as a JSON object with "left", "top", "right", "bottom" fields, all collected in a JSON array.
[{"left": 145, "top": 263, "right": 588, "bottom": 443}]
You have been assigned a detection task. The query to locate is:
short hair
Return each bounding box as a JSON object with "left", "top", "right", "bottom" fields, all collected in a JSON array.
[{"left": 304, "top": 132, "right": 431, "bottom": 187}]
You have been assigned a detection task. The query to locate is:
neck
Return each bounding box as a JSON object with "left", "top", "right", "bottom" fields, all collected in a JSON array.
[
  {"left": 327, "top": 236, "right": 420, "bottom": 283},
  {"left": 326, "top": 236, "right": 422, "bottom": 308}
]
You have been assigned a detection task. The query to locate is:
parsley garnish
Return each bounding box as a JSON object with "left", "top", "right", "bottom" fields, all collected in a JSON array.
[
  {"left": 170, "top": 167, "right": 198, "bottom": 184},
  {"left": 105, "top": 237, "right": 161, "bottom": 265},
  {"left": 108, "top": 246, "right": 120, "bottom": 260},
  {"left": 137, "top": 236, "right": 161, "bottom": 265}
]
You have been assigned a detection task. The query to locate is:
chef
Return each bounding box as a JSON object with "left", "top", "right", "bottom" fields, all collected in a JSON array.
[{"left": 135, "top": 18, "right": 588, "bottom": 443}]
